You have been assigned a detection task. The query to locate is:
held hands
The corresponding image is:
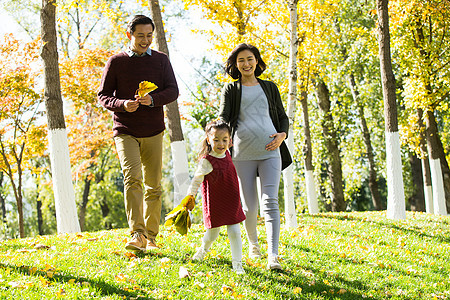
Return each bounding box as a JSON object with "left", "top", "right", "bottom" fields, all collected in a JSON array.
[{"left": 265, "top": 132, "right": 287, "bottom": 151}]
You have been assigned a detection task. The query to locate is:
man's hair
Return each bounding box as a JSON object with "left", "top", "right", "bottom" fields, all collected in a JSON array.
[{"left": 127, "top": 15, "right": 155, "bottom": 34}]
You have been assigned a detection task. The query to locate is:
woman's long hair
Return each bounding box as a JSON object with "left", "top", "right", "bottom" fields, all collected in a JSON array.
[
  {"left": 225, "top": 43, "right": 266, "bottom": 80},
  {"left": 197, "top": 119, "right": 231, "bottom": 161}
]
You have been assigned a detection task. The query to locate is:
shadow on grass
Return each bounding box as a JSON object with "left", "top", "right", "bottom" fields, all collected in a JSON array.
[
  {"left": 286, "top": 242, "right": 436, "bottom": 300},
  {"left": 307, "top": 212, "right": 450, "bottom": 243},
  {"left": 0, "top": 262, "right": 157, "bottom": 300}
]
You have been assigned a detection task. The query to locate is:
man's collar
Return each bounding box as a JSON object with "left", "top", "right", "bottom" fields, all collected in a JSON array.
[{"left": 125, "top": 48, "right": 152, "bottom": 57}]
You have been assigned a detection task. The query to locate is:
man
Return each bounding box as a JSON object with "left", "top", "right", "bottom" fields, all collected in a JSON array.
[{"left": 98, "top": 15, "right": 179, "bottom": 251}]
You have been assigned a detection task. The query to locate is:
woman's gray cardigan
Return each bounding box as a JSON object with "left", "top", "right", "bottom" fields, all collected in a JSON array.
[{"left": 219, "top": 78, "right": 292, "bottom": 170}]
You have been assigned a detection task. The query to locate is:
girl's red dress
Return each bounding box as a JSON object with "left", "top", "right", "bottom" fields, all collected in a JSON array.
[{"left": 200, "top": 151, "right": 246, "bottom": 229}]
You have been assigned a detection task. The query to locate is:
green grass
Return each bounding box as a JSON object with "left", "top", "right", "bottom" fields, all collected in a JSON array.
[{"left": 0, "top": 211, "right": 449, "bottom": 299}]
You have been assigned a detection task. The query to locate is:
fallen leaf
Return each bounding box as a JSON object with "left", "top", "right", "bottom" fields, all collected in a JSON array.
[
  {"left": 35, "top": 244, "right": 50, "bottom": 250},
  {"left": 221, "top": 284, "right": 234, "bottom": 294},
  {"left": 293, "top": 287, "right": 302, "bottom": 294},
  {"left": 124, "top": 252, "right": 137, "bottom": 259},
  {"left": 179, "top": 266, "right": 190, "bottom": 279}
]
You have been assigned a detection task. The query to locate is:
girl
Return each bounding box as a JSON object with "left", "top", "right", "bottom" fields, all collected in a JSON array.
[
  {"left": 186, "top": 119, "right": 246, "bottom": 274},
  {"left": 219, "top": 43, "right": 292, "bottom": 270}
]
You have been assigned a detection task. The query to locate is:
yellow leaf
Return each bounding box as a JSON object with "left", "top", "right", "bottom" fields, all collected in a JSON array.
[
  {"left": 221, "top": 284, "right": 233, "bottom": 294},
  {"left": 39, "top": 276, "right": 50, "bottom": 287},
  {"left": 137, "top": 81, "right": 158, "bottom": 97},
  {"left": 68, "top": 279, "right": 76, "bottom": 285},
  {"left": 56, "top": 289, "right": 66, "bottom": 297},
  {"left": 124, "top": 252, "right": 137, "bottom": 259},
  {"left": 293, "top": 287, "right": 302, "bottom": 294}
]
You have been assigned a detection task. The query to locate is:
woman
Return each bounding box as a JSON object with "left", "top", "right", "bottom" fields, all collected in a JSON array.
[{"left": 219, "top": 43, "right": 292, "bottom": 270}]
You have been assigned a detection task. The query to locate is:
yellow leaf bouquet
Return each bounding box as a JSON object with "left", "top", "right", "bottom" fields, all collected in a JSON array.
[
  {"left": 164, "top": 195, "right": 195, "bottom": 235},
  {"left": 137, "top": 81, "right": 158, "bottom": 97}
]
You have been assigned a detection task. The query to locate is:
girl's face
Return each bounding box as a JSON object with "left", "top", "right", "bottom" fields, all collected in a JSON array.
[
  {"left": 207, "top": 128, "right": 231, "bottom": 155},
  {"left": 236, "top": 49, "right": 257, "bottom": 78}
]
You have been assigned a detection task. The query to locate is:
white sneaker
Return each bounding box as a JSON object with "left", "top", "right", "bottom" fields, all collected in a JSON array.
[
  {"left": 232, "top": 261, "right": 245, "bottom": 274},
  {"left": 192, "top": 247, "right": 207, "bottom": 261},
  {"left": 249, "top": 243, "right": 261, "bottom": 258},
  {"left": 267, "top": 256, "right": 282, "bottom": 270}
]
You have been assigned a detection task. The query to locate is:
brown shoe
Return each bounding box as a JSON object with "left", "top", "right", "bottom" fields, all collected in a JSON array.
[
  {"left": 125, "top": 232, "right": 147, "bottom": 251},
  {"left": 146, "top": 237, "right": 159, "bottom": 250}
]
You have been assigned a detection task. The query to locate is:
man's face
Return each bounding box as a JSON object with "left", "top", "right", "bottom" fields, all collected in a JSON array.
[{"left": 127, "top": 24, "right": 154, "bottom": 55}]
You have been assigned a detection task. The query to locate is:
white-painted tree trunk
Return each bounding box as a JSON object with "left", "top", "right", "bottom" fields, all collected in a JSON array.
[
  {"left": 385, "top": 131, "right": 406, "bottom": 219},
  {"left": 283, "top": 133, "right": 297, "bottom": 228},
  {"left": 48, "top": 129, "right": 80, "bottom": 233},
  {"left": 305, "top": 170, "right": 319, "bottom": 214},
  {"left": 282, "top": 0, "right": 298, "bottom": 229},
  {"left": 429, "top": 158, "right": 447, "bottom": 215},
  {"left": 421, "top": 159, "right": 434, "bottom": 213},
  {"left": 171, "top": 140, "right": 190, "bottom": 207}
]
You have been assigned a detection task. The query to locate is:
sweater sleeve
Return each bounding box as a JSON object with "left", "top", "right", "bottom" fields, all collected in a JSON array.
[
  {"left": 187, "top": 158, "right": 213, "bottom": 196},
  {"left": 149, "top": 54, "right": 179, "bottom": 107},
  {"left": 97, "top": 55, "right": 127, "bottom": 112},
  {"left": 219, "top": 83, "right": 232, "bottom": 123}
]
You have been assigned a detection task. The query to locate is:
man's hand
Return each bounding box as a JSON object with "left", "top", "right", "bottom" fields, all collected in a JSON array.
[
  {"left": 265, "top": 132, "right": 287, "bottom": 151},
  {"left": 136, "top": 94, "right": 153, "bottom": 106},
  {"left": 124, "top": 99, "right": 139, "bottom": 112}
]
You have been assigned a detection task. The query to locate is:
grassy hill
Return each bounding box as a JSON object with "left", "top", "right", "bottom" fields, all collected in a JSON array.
[{"left": 0, "top": 211, "right": 449, "bottom": 299}]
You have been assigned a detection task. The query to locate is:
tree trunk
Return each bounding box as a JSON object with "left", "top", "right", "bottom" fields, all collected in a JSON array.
[
  {"left": 409, "top": 153, "right": 425, "bottom": 211},
  {"left": 37, "top": 198, "right": 44, "bottom": 235},
  {"left": 414, "top": 18, "right": 449, "bottom": 215},
  {"left": 282, "top": 0, "right": 299, "bottom": 228},
  {"left": 300, "top": 90, "right": 319, "bottom": 214},
  {"left": 0, "top": 172, "right": 6, "bottom": 223},
  {"left": 425, "top": 110, "right": 448, "bottom": 215},
  {"left": 41, "top": 0, "right": 80, "bottom": 233},
  {"left": 149, "top": 0, "right": 190, "bottom": 207},
  {"left": 79, "top": 176, "right": 91, "bottom": 231},
  {"left": 348, "top": 74, "right": 383, "bottom": 210},
  {"left": 315, "top": 79, "right": 345, "bottom": 212},
  {"left": 100, "top": 199, "right": 111, "bottom": 229},
  {"left": 376, "top": 0, "right": 405, "bottom": 219},
  {"left": 417, "top": 108, "right": 433, "bottom": 213}
]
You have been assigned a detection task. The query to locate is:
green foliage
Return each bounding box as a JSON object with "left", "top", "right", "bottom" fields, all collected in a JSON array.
[{"left": 0, "top": 211, "right": 449, "bottom": 299}]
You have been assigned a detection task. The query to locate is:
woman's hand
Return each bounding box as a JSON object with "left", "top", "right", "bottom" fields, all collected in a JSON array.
[{"left": 265, "top": 132, "right": 287, "bottom": 151}]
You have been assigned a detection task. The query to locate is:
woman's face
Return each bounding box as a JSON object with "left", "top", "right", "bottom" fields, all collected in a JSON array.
[{"left": 236, "top": 49, "right": 257, "bottom": 78}]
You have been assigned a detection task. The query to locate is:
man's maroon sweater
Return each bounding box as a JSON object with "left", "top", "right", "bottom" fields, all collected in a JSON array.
[{"left": 98, "top": 49, "right": 179, "bottom": 138}]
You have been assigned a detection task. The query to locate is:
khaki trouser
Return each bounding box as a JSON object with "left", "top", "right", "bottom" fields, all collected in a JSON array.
[{"left": 114, "top": 132, "right": 163, "bottom": 239}]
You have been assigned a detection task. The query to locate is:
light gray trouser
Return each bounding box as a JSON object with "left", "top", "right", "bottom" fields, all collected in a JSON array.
[
  {"left": 201, "top": 223, "right": 243, "bottom": 262},
  {"left": 234, "top": 157, "right": 281, "bottom": 257}
]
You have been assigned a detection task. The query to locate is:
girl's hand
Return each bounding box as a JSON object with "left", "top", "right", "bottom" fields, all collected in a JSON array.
[
  {"left": 265, "top": 132, "right": 287, "bottom": 151},
  {"left": 124, "top": 99, "right": 139, "bottom": 112}
]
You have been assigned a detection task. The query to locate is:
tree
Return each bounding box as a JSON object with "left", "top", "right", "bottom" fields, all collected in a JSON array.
[
  {"left": 376, "top": 0, "right": 406, "bottom": 219},
  {"left": 148, "top": 0, "right": 190, "bottom": 206},
  {"left": 40, "top": 0, "right": 80, "bottom": 233},
  {"left": 390, "top": 0, "right": 450, "bottom": 215},
  {"left": 283, "top": 0, "right": 300, "bottom": 227},
  {"left": 59, "top": 47, "right": 116, "bottom": 231},
  {"left": 0, "top": 34, "right": 45, "bottom": 238},
  {"left": 315, "top": 79, "right": 346, "bottom": 212}
]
